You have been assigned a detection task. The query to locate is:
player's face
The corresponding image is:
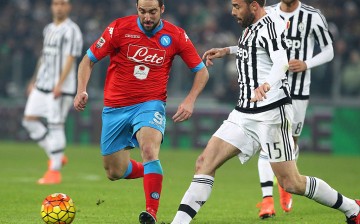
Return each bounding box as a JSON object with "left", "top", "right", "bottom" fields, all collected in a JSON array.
[
  {"left": 137, "top": 0, "right": 164, "bottom": 31},
  {"left": 51, "top": 0, "right": 71, "bottom": 21},
  {"left": 231, "top": 0, "right": 255, "bottom": 28}
]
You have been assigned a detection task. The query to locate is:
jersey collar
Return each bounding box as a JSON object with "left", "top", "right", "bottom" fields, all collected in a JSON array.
[{"left": 137, "top": 17, "right": 163, "bottom": 37}]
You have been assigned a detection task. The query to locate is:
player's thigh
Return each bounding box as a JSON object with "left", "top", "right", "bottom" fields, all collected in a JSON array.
[
  {"left": 101, "top": 106, "right": 136, "bottom": 156},
  {"left": 24, "top": 88, "right": 48, "bottom": 118},
  {"left": 136, "top": 126, "right": 162, "bottom": 161},
  {"left": 196, "top": 136, "right": 239, "bottom": 175},
  {"left": 256, "top": 105, "right": 295, "bottom": 162},
  {"left": 46, "top": 94, "right": 73, "bottom": 124},
  {"left": 292, "top": 99, "right": 309, "bottom": 137},
  {"left": 133, "top": 100, "right": 166, "bottom": 145}
]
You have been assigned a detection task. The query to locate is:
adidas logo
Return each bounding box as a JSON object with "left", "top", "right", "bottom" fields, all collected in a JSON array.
[{"left": 195, "top": 201, "right": 206, "bottom": 206}]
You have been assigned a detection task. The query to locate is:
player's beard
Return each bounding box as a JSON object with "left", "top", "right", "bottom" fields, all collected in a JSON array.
[
  {"left": 141, "top": 19, "right": 160, "bottom": 32},
  {"left": 240, "top": 8, "right": 255, "bottom": 28}
]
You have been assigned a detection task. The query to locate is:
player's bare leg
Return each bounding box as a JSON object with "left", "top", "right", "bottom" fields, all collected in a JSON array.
[
  {"left": 137, "top": 127, "right": 162, "bottom": 223},
  {"left": 271, "top": 160, "right": 360, "bottom": 223},
  {"left": 172, "top": 136, "right": 239, "bottom": 224}
]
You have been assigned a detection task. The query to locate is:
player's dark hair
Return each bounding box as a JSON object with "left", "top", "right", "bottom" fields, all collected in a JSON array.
[
  {"left": 245, "top": 0, "right": 266, "bottom": 7},
  {"left": 136, "top": 0, "right": 164, "bottom": 7}
]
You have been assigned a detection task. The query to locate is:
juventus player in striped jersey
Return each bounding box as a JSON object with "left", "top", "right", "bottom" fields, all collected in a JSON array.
[
  {"left": 256, "top": 0, "right": 335, "bottom": 218},
  {"left": 171, "top": 0, "right": 360, "bottom": 223},
  {"left": 22, "top": 0, "right": 83, "bottom": 184}
]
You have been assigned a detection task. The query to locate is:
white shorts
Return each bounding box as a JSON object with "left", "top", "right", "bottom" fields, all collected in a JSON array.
[
  {"left": 292, "top": 99, "right": 309, "bottom": 137},
  {"left": 213, "top": 105, "right": 295, "bottom": 164},
  {"left": 24, "top": 88, "right": 73, "bottom": 124}
]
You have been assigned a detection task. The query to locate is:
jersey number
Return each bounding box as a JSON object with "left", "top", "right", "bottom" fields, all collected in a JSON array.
[
  {"left": 266, "top": 142, "right": 281, "bottom": 160},
  {"left": 295, "top": 122, "right": 303, "bottom": 135}
]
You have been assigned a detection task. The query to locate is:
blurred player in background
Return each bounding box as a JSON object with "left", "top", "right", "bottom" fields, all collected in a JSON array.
[
  {"left": 171, "top": 0, "right": 360, "bottom": 223},
  {"left": 256, "top": 0, "right": 334, "bottom": 218},
  {"left": 73, "top": 0, "right": 209, "bottom": 223},
  {"left": 22, "top": 0, "right": 83, "bottom": 184}
]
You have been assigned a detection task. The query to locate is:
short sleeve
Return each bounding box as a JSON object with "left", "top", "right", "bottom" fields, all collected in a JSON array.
[
  {"left": 87, "top": 20, "right": 117, "bottom": 63},
  {"left": 177, "top": 30, "right": 205, "bottom": 73}
]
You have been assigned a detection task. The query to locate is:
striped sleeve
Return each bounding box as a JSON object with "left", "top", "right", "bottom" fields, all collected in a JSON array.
[
  {"left": 311, "top": 12, "right": 333, "bottom": 47},
  {"left": 64, "top": 25, "right": 83, "bottom": 57},
  {"left": 260, "top": 23, "right": 288, "bottom": 54}
]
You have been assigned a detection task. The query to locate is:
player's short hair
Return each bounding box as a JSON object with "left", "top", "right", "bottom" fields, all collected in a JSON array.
[
  {"left": 136, "top": 0, "right": 164, "bottom": 7},
  {"left": 244, "top": 0, "right": 266, "bottom": 7}
]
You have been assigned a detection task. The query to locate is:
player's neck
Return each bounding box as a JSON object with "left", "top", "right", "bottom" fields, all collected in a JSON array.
[
  {"left": 280, "top": 1, "right": 300, "bottom": 13},
  {"left": 53, "top": 17, "right": 67, "bottom": 26}
]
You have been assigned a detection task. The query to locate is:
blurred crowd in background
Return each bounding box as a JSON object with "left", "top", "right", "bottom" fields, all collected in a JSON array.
[{"left": 1, "top": 0, "right": 360, "bottom": 106}]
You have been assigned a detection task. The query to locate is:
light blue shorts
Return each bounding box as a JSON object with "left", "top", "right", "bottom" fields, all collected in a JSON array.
[{"left": 100, "top": 100, "right": 166, "bottom": 156}]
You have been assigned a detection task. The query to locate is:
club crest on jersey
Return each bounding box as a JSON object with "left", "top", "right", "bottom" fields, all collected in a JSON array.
[
  {"left": 159, "top": 34, "right": 172, "bottom": 47},
  {"left": 298, "top": 22, "right": 305, "bottom": 33},
  {"left": 127, "top": 44, "right": 166, "bottom": 66},
  {"left": 96, "top": 37, "right": 105, "bottom": 49}
]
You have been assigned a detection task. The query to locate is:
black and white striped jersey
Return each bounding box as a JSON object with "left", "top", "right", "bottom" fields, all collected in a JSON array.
[
  {"left": 235, "top": 10, "right": 291, "bottom": 114},
  {"left": 272, "top": 2, "right": 333, "bottom": 99},
  {"left": 35, "top": 18, "right": 83, "bottom": 95}
]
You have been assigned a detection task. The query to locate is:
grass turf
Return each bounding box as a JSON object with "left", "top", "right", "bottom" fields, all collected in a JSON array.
[{"left": 0, "top": 141, "right": 359, "bottom": 223}]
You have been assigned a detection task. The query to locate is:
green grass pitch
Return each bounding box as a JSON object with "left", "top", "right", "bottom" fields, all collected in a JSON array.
[{"left": 0, "top": 141, "right": 359, "bottom": 223}]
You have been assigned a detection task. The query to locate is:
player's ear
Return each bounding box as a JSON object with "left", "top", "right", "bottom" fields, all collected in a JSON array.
[{"left": 161, "top": 5, "right": 165, "bottom": 14}]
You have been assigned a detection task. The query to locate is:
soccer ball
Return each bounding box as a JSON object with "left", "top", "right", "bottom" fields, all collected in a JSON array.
[{"left": 40, "top": 193, "right": 76, "bottom": 224}]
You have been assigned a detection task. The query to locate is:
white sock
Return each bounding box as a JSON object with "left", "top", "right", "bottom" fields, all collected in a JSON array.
[
  {"left": 258, "top": 153, "right": 274, "bottom": 198},
  {"left": 305, "top": 176, "right": 359, "bottom": 217},
  {"left": 46, "top": 124, "right": 66, "bottom": 170},
  {"left": 172, "top": 174, "right": 214, "bottom": 224}
]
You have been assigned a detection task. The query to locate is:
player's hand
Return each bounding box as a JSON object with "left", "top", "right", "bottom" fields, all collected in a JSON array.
[
  {"left": 73, "top": 91, "right": 88, "bottom": 111},
  {"left": 250, "top": 83, "right": 270, "bottom": 102},
  {"left": 172, "top": 100, "right": 194, "bottom": 123},
  {"left": 202, "top": 48, "right": 228, "bottom": 66},
  {"left": 288, "top": 59, "right": 307, "bottom": 73},
  {"left": 26, "top": 82, "right": 35, "bottom": 96},
  {"left": 53, "top": 84, "right": 62, "bottom": 99}
]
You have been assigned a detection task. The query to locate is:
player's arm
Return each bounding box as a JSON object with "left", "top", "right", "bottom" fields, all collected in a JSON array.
[
  {"left": 289, "top": 11, "right": 334, "bottom": 73},
  {"left": 74, "top": 20, "right": 116, "bottom": 112},
  {"left": 251, "top": 49, "right": 289, "bottom": 102},
  {"left": 289, "top": 45, "right": 334, "bottom": 72},
  {"left": 26, "top": 57, "right": 42, "bottom": 95},
  {"left": 202, "top": 46, "right": 237, "bottom": 67},
  {"left": 53, "top": 55, "right": 76, "bottom": 98},
  {"left": 73, "top": 54, "right": 94, "bottom": 112},
  {"left": 173, "top": 66, "right": 209, "bottom": 122}
]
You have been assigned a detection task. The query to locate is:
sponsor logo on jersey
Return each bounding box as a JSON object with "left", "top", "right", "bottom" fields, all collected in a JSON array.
[
  {"left": 134, "top": 64, "right": 150, "bottom": 80},
  {"left": 159, "top": 34, "right": 172, "bottom": 47},
  {"left": 96, "top": 37, "right": 106, "bottom": 49},
  {"left": 125, "top": 34, "right": 141, "bottom": 39},
  {"left": 184, "top": 32, "right": 189, "bottom": 42},
  {"left": 236, "top": 45, "right": 249, "bottom": 62},
  {"left": 108, "top": 27, "right": 114, "bottom": 37},
  {"left": 286, "top": 37, "right": 302, "bottom": 50},
  {"left": 127, "top": 44, "right": 166, "bottom": 66}
]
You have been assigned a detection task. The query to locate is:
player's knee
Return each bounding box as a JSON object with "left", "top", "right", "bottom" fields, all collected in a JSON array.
[
  {"left": 22, "top": 119, "right": 47, "bottom": 140},
  {"left": 105, "top": 168, "right": 124, "bottom": 181},
  {"left": 140, "top": 143, "right": 158, "bottom": 161},
  {"left": 105, "top": 164, "right": 128, "bottom": 181}
]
